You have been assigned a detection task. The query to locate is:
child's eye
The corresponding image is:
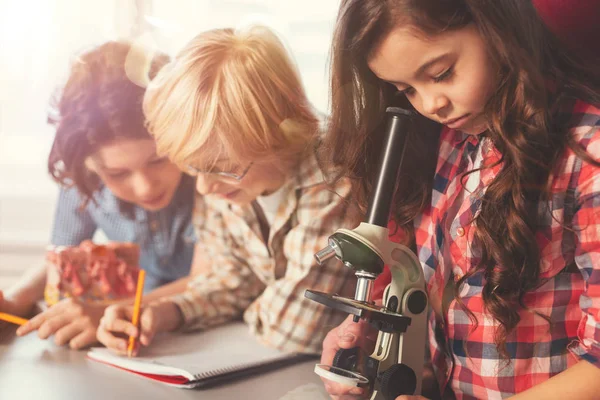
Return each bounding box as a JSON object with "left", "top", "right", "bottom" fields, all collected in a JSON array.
[
  {"left": 106, "top": 171, "right": 129, "bottom": 179},
  {"left": 230, "top": 165, "right": 244, "bottom": 174},
  {"left": 149, "top": 157, "right": 168, "bottom": 165},
  {"left": 433, "top": 66, "right": 454, "bottom": 83},
  {"left": 400, "top": 87, "right": 415, "bottom": 96}
]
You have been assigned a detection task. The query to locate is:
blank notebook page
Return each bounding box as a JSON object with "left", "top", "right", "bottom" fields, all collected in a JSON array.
[{"left": 87, "top": 322, "right": 295, "bottom": 380}]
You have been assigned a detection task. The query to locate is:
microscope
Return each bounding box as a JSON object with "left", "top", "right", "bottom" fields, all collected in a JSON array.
[{"left": 305, "top": 107, "right": 428, "bottom": 399}]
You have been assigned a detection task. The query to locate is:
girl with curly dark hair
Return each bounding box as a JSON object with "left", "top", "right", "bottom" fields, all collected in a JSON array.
[
  {"left": 0, "top": 41, "right": 197, "bottom": 350},
  {"left": 320, "top": 0, "right": 600, "bottom": 399}
]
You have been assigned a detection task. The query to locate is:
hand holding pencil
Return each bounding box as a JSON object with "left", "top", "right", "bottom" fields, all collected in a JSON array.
[
  {"left": 97, "top": 295, "right": 184, "bottom": 356},
  {"left": 97, "top": 269, "right": 166, "bottom": 356}
]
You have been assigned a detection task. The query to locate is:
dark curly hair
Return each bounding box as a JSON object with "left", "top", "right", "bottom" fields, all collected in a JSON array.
[
  {"left": 47, "top": 41, "right": 169, "bottom": 204},
  {"left": 324, "top": 0, "right": 600, "bottom": 359}
]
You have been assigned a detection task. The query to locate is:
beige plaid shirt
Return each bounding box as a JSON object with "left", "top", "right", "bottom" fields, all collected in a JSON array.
[{"left": 170, "top": 152, "right": 359, "bottom": 353}]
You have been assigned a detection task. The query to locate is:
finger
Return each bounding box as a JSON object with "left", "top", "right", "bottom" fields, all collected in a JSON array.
[
  {"left": 321, "top": 318, "right": 369, "bottom": 366},
  {"left": 103, "top": 305, "right": 133, "bottom": 322},
  {"left": 330, "top": 392, "right": 367, "bottom": 400},
  {"left": 96, "top": 324, "right": 129, "bottom": 355},
  {"left": 36, "top": 314, "right": 73, "bottom": 339},
  {"left": 139, "top": 309, "right": 158, "bottom": 346},
  {"left": 321, "top": 326, "right": 342, "bottom": 364},
  {"left": 130, "top": 339, "right": 142, "bottom": 357},
  {"left": 99, "top": 316, "right": 138, "bottom": 338},
  {"left": 54, "top": 321, "right": 85, "bottom": 346},
  {"left": 16, "top": 298, "right": 76, "bottom": 336},
  {"left": 69, "top": 329, "right": 98, "bottom": 350},
  {"left": 324, "top": 380, "right": 366, "bottom": 397},
  {"left": 16, "top": 311, "right": 50, "bottom": 336},
  {"left": 337, "top": 317, "right": 374, "bottom": 350},
  {"left": 331, "top": 396, "right": 364, "bottom": 400},
  {"left": 340, "top": 319, "right": 378, "bottom": 355}
]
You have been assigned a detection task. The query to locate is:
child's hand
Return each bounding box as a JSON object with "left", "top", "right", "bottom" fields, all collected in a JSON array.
[
  {"left": 15, "top": 297, "right": 105, "bottom": 349},
  {"left": 96, "top": 300, "right": 181, "bottom": 356},
  {"left": 320, "top": 314, "right": 379, "bottom": 399}
]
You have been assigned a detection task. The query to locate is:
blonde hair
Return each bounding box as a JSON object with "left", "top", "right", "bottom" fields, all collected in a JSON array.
[{"left": 143, "top": 25, "right": 319, "bottom": 169}]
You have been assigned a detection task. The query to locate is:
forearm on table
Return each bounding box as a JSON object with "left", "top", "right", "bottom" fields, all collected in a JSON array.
[
  {"left": 106, "top": 281, "right": 191, "bottom": 333},
  {"left": 170, "top": 267, "right": 265, "bottom": 332}
]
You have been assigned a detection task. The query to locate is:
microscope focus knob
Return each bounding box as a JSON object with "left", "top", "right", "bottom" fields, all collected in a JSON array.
[
  {"left": 332, "top": 347, "right": 360, "bottom": 371},
  {"left": 379, "top": 363, "right": 417, "bottom": 399}
]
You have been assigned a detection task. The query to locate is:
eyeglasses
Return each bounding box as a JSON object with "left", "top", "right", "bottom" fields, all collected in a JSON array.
[{"left": 185, "top": 162, "right": 253, "bottom": 182}]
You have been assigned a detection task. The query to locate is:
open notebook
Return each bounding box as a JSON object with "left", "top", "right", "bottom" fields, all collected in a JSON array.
[{"left": 87, "top": 322, "right": 316, "bottom": 388}]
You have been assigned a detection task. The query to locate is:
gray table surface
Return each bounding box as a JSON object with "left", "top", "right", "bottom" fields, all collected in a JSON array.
[{"left": 0, "top": 327, "right": 329, "bottom": 400}]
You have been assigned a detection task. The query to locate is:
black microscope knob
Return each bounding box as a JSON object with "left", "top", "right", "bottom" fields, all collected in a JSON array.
[
  {"left": 333, "top": 347, "right": 360, "bottom": 371},
  {"left": 379, "top": 363, "right": 417, "bottom": 399}
]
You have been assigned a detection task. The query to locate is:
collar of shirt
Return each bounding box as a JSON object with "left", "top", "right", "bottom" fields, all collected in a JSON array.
[{"left": 203, "top": 147, "right": 327, "bottom": 246}]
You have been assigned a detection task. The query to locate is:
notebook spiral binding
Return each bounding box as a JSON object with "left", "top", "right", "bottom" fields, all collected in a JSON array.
[{"left": 194, "top": 357, "right": 288, "bottom": 379}]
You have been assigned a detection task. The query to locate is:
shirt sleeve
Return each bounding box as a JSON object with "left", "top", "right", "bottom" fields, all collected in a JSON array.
[
  {"left": 569, "top": 126, "right": 600, "bottom": 367},
  {"left": 50, "top": 187, "right": 97, "bottom": 246},
  {"left": 170, "top": 180, "right": 359, "bottom": 354},
  {"left": 169, "top": 196, "right": 268, "bottom": 332}
]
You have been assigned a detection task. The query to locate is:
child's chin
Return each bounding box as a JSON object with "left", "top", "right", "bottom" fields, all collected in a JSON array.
[{"left": 227, "top": 198, "right": 249, "bottom": 206}]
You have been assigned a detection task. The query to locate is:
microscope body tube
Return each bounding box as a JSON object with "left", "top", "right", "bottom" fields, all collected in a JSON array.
[{"left": 365, "top": 107, "right": 414, "bottom": 228}]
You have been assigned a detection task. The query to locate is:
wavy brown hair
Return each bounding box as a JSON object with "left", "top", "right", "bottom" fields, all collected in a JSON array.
[
  {"left": 47, "top": 41, "right": 169, "bottom": 204},
  {"left": 324, "top": 0, "right": 600, "bottom": 358}
]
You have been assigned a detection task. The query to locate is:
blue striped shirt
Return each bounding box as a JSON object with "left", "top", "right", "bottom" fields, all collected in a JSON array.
[{"left": 50, "top": 175, "right": 196, "bottom": 291}]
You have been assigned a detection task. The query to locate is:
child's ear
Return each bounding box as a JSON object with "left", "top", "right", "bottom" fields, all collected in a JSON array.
[{"left": 279, "top": 118, "right": 310, "bottom": 145}]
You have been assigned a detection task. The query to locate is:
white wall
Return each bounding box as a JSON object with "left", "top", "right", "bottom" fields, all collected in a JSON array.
[{"left": 147, "top": 0, "right": 340, "bottom": 113}]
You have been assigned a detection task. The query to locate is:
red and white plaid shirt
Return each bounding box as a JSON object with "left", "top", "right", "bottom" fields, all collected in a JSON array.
[{"left": 405, "top": 99, "right": 600, "bottom": 398}]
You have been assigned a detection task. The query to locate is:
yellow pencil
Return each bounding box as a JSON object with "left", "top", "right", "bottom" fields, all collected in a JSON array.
[
  {"left": 127, "top": 269, "right": 146, "bottom": 357},
  {"left": 0, "top": 312, "right": 28, "bottom": 326}
]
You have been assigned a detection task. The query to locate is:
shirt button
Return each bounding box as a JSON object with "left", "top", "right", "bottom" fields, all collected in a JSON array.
[
  {"left": 456, "top": 227, "right": 465, "bottom": 237},
  {"left": 150, "top": 220, "right": 159, "bottom": 233}
]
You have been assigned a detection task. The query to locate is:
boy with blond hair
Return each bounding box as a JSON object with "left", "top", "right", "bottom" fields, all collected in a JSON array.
[{"left": 96, "top": 26, "right": 358, "bottom": 354}]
